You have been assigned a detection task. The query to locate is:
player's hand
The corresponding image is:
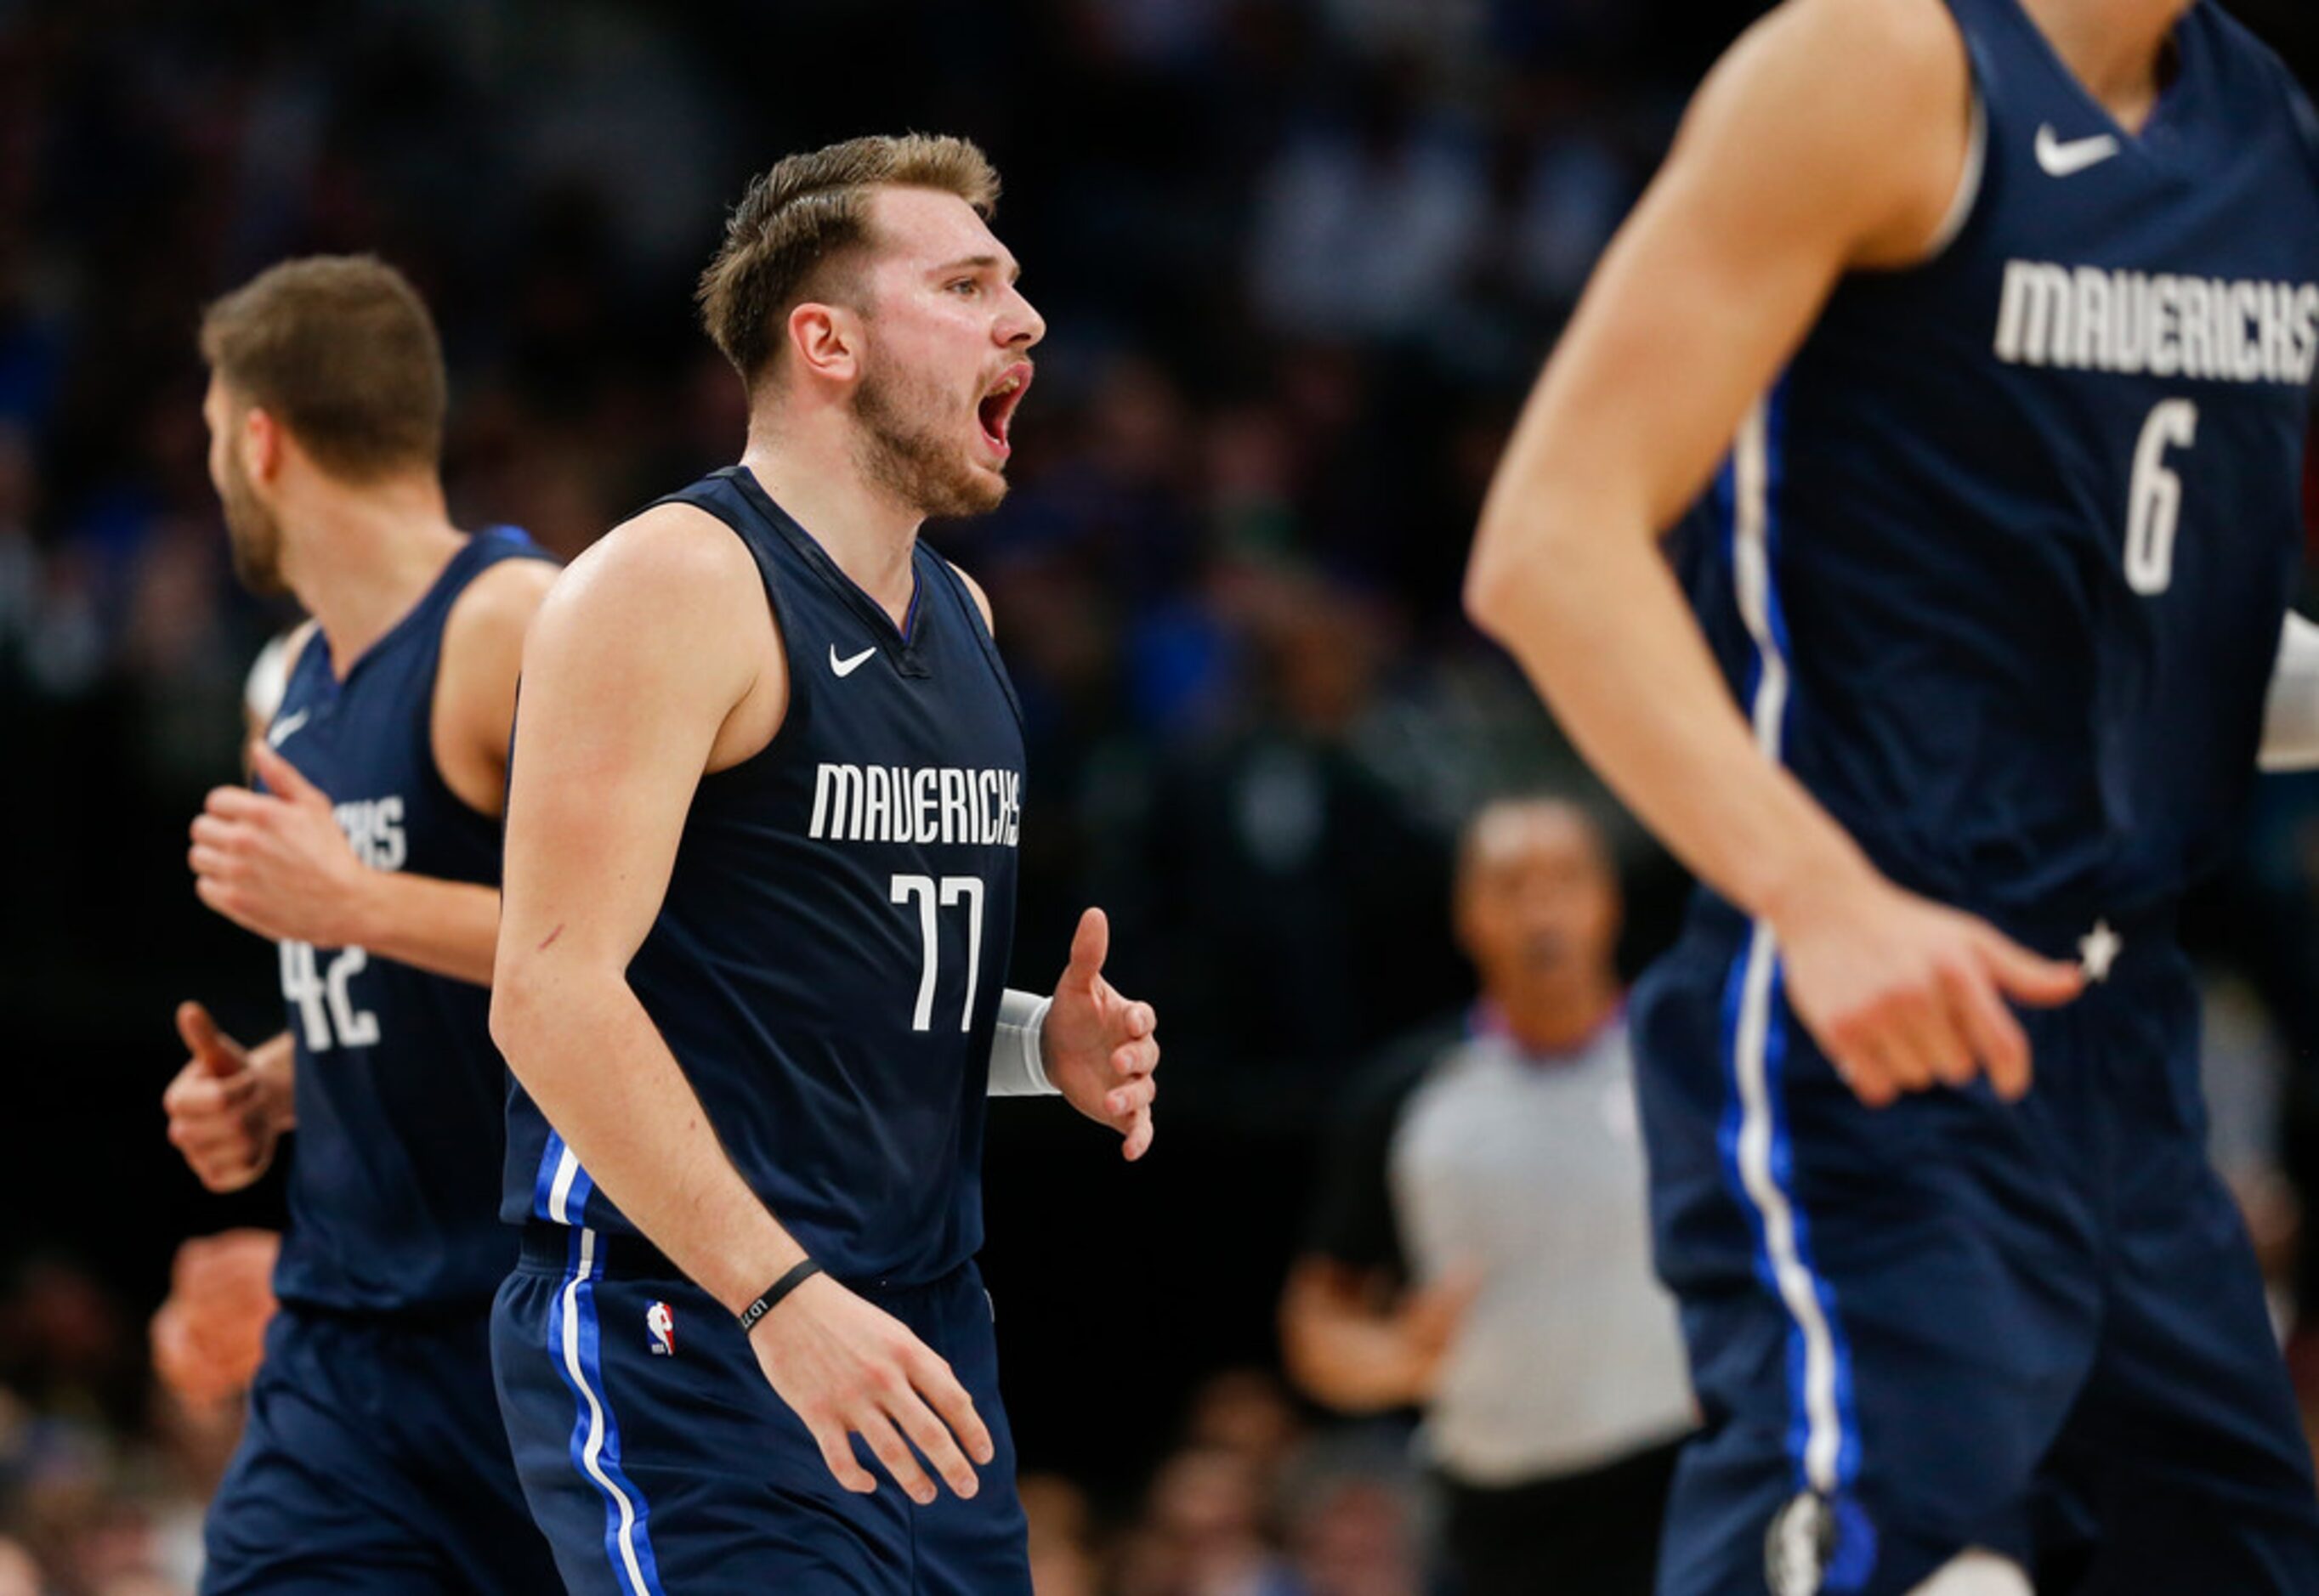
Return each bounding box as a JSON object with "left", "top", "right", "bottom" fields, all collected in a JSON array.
[
  {"left": 1770, "top": 869, "right": 2084, "bottom": 1108},
  {"left": 190, "top": 743, "right": 369, "bottom": 947},
  {"left": 1040, "top": 907, "right": 1160, "bottom": 1160},
  {"left": 746, "top": 1273, "right": 996, "bottom": 1504},
  {"left": 1392, "top": 1265, "right": 1483, "bottom": 1402},
  {"left": 150, "top": 1229, "right": 280, "bottom": 1408},
  {"left": 162, "top": 1003, "right": 280, "bottom": 1191}
]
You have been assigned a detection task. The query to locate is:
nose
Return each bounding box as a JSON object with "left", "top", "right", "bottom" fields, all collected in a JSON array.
[{"left": 1000, "top": 284, "right": 1046, "bottom": 352}]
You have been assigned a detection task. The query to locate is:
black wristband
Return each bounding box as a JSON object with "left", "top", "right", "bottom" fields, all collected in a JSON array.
[{"left": 737, "top": 1259, "right": 825, "bottom": 1334}]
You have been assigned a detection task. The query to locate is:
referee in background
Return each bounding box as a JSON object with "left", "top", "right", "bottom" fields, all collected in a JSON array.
[{"left": 1281, "top": 796, "right": 1694, "bottom": 1593}]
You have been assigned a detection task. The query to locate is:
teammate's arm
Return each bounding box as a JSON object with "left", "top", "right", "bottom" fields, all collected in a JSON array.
[
  {"left": 1464, "top": 0, "right": 2080, "bottom": 1107},
  {"left": 946, "top": 560, "right": 1162, "bottom": 1152},
  {"left": 491, "top": 506, "right": 995, "bottom": 1508},
  {"left": 162, "top": 1005, "right": 295, "bottom": 1191},
  {"left": 190, "top": 561, "right": 556, "bottom": 987}
]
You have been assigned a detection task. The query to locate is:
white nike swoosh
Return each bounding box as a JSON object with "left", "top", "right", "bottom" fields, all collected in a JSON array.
[
  {"left": 266, "top": 708, "right": 310, "bottom": 748},
  {"left": 2035, "top": 124, "right": 2120, "bottom": 178},
  {"left": 829, "top": 645, "right": 877, "bottom": 678}
]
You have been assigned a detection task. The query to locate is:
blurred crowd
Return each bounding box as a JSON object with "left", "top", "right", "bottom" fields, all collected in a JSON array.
[{"left": 3, "top": 0, "right": 2319, "bottom": 1591}]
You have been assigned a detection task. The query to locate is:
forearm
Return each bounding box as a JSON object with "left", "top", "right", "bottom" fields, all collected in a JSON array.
[
  {"left": 2259, "top": 612, "right": 2319, "bottom": 773},
  {"left": 345, "top": 874, "right": 500, "bottom": 986},
  {"left": 1280, "top": 1277, "right": 1430, "bottom": 1412},
  {"left": 1468, "top": 488, "right": 1872, "bottom": 925},
  {"left": 492, "top": 969, "right": 805, "bottom": 1314},
  {"left": 248, "top": 1031, "right": 297, "bottom": 1131},
  {"left": 988, "top": 988, "right": 1057, "bottom": 1096}
]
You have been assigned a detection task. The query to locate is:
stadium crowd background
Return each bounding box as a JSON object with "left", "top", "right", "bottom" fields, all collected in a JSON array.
[{"left": 3, "top": 0, "right": 2318, "bottom": 1590}]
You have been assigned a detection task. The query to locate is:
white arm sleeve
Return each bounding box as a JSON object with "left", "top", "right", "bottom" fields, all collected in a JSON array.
[
  {"left": 2259, "top": 612, "right": 2319, "bottom": 773},
  {"left": 987, "top": 988, "right": 1059, "bottom": 1096}
]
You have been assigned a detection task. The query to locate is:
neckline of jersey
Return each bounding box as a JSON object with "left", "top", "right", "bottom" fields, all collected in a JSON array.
[
  {"left": 312, "top": 531, "right": 490, "bottom": 693},
  {"left": 1993, "top": 0, "right": 2201, "bottom": 160},
  {"left": 728, "top": 465, "right": 928, "bottom": 653}
]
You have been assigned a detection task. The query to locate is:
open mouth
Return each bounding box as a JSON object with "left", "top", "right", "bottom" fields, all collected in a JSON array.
[{"left": 977, "top": 364, "right": 1033, "bottom": 459}]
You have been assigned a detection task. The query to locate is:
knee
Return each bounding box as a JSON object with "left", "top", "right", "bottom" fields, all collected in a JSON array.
[{"left": 1905, "top": 1549, "right": 2032, "bottom": 1596}]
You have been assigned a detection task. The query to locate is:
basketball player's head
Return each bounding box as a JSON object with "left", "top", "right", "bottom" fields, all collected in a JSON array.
[
  {"left": 698, "top": 133, "right": 1042, "bottom": 520},
  {"left": 1454, "top": 797, "right": 1622, "bottom": 1004},
  {"left": 198, "top": 256, "right": 448, "bottom": 595}
]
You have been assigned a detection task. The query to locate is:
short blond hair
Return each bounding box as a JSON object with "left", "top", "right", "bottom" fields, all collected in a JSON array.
[
  {"left": 199, "top": 255, "right": 446, "bottom": 480},
  {"left": 696, "top": 133, "right": 1001, "bottom": 389}
]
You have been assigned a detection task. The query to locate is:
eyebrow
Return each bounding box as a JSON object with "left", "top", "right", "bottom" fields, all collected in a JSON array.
[{"left": 929, "top": 254, "right": 1021, "bottom": 284}]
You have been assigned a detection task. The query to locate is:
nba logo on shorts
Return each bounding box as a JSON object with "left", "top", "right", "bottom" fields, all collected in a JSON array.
[{"left": 645, "top": 1300, "right": 676, "bottom": 1357}]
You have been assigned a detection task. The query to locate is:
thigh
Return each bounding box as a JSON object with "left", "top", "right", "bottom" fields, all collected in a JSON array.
[
  {"left": 201, "top": 1313, "right": 456, "bottom": 1596},
  {"left": 2037, "top": 1151, "right": 2319, "bottom": 1593},
  {"left": 907, "top": 1265, "right": 1032, "bottom": 1596},
  {"left": 493, "top": 1245, "right": 915, "bottom": 1596},
  {"left": 1635, "top": 932, "right": 2101, "bottom": 1596}
]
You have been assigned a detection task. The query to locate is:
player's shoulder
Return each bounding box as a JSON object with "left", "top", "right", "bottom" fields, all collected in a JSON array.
[
  {"left": 551, "top": 500, "right": 761, "bottom": 620},
  {"left": 444, "top": 546, "right": 559, "bottom": 643},
  {"left": 1704, "top": 0, "right": 1967, "bottom": 138}
]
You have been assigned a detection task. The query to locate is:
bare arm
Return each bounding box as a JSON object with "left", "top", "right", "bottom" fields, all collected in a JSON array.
[
  {"left": 193, "top": 563, "right": 557, "bottom": 987},
  {"left": 491, "top": 505, "right": 993, "bottom": 1506},
  {"left": 1279, "top": 1258, "right": 1474, "bottom": 1414},
  {"left": 489, "top": 505, "right": 797, "bottom": 1310},
  {"left": 1465, "top": 0, "right": 2078, "bottom": 1105}
]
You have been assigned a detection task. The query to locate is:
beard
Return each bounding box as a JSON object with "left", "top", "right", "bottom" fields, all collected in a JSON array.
[
  {"left": 218, "top": 449, "right": 287, "bottom": 595},
  {"left": 850, "top": 355, "right": 1006, "bottom": 521}
]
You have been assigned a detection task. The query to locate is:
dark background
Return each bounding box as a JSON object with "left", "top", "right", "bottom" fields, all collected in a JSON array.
[{"left": 2, "top": 0, "right": 2318, "bottom": 1589}]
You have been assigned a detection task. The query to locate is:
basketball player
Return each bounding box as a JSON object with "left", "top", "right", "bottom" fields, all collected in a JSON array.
[
  {"left": 487, "top": 135, "right": 1161, "bottom": 1595},
  {"left": 1466, "top": 1, "right": 2319, "bottom": 1592},
  {"left": 161, "top": 255, "right": 562, "bottom": 1593}
]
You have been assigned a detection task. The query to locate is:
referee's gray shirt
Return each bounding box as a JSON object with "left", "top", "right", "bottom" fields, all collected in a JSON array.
[{"left": 1309, "top": 1008, "right": 1696, "bottom": 1486}]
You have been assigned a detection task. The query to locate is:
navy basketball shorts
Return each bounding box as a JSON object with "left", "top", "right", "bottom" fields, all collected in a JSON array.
[
  {"left": 1633, "top": 902, "right": 2319, "bottom": 1595},
  {"left": 491, "top": 1225, "right": 1031, "bottom": 1596},
  {"left": 201, "top": 1304, "right": 561, "bottom": 1595}
]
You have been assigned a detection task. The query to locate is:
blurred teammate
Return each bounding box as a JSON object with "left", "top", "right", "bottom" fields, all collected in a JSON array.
[
  {"left": 1283, "top": 798, "right": 1692, "bottom": 1594},
  {"left": 488, "top": 134, "right": 1161, "bottom": 1594},
  {"left": 1466, "top": 0, "right": 2319, "bottom": 1591},
  {"left": 161, "top": 256, "right": 560, "bottom": 1593}
]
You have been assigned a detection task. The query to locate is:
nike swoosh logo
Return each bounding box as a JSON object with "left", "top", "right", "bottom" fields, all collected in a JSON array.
[
  {"left": 829, "top": 645, "right": 877, "bottom": 678},
  {"left": 266, "top": 708, "right": 310, "bottom": 748},
  {"left": 2035, "top": 124, "right": 2121, "bottom": 178}
]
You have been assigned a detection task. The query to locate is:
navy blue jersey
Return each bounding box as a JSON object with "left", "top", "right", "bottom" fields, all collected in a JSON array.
[
  {"left": 502, "top": 467, "right": 1027, "bottom": 1288},
  {"left": 264, "top": 529, "right": 553, "bottom": 1314},
  {"left": 1672, "top": 0, "right": 2319, "bottom": 925}
]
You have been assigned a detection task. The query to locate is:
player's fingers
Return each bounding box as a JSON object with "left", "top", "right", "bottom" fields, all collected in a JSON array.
[
  {"left": 1864, "top": 1002, "right": 1936, "bottom": 1095},
  {"left": 1942, "top": 962, "right": 2033, "bottom": 1101},
  {"left": 1824, "top": 1029, "right": 1898, "bottom": 1108},
  {"left": 250, "top": 741, "right": 328, "bottom": 806},
  {"left": 201, "top": 786, "right": 270, "bottom": 821},
  {"left": 1110, "top": 1035, "right": 1159, "bottom": 1079},
  {"left": 1063, "top": 906, "right": 1108, "bottom": 989},
  {"left": 175, "top": 1001, "right": 224, "bottom": 1061},
  {"left": 189, "top": 813, "right": 248, "bottom": 849},
  {"left": 907, "top": 1348, "right": 995, "bottom": 1466},
  {"left": 1123, "top": 1105, "right": 1154, "bottom": 1162},
  {"left": 808, "top": 1417, "right": 878, "bottom": 1495},
  {"left": 189, "top": 842, "right": 239, "bottom": 880},
  {"left": 1912, "top": 976, "right": 1976, "bottom": 1088},
  {"left": 853, "top": 1410, "right": 938, "bottom": 1505},
  {"left": 1106, "top": 1074, "right": 1155, "bottom": 1119},
  {"left": 1119, "top": 999, "right": 1155, "bottom": 1040},
  {"left": 1974, "top": 926, "right": 2085, "bottom": 1009},
  {"left": 882, "top": 1387, "right": 979, "bottom": 1500}
]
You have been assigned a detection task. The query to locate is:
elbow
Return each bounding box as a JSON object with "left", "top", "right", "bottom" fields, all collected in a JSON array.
[
  {"left": 488, "top": 964, "right": 542, "bottom": 1062},
  {"left": 1464, "top": 503, "right": 1542, "bottom": 642}
]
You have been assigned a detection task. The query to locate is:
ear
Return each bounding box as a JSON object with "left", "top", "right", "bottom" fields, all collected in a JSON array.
[
  {"left": 242, "top": 405, "right": 285, "bottom": 484},
  {"left": 785, "top": 300, "right": 863, "bottom": 386}
]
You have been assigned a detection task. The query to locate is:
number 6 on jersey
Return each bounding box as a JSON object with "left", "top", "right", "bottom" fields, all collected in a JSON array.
[{"left": 2126, "top": 399, "right": 2197, "bottom": 596}]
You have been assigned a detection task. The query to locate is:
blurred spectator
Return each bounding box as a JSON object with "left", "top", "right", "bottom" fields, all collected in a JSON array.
[{"left": 1281, "top": 798, "right": 1692, "bottom": 1594}]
